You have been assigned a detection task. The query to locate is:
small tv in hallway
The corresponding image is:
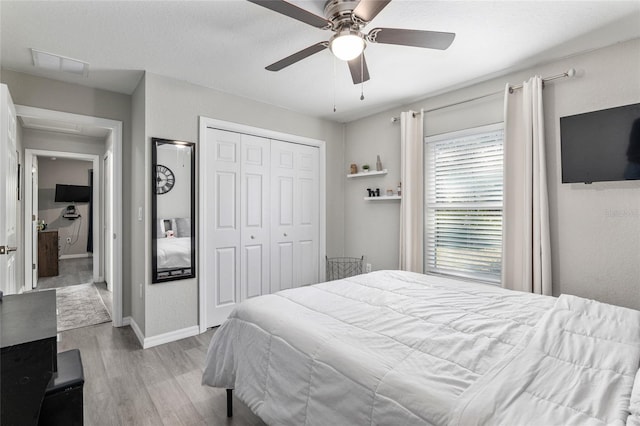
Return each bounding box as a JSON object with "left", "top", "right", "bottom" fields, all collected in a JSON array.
[{"left": 54, "top": 184, "right": 90, "bottom": 203}]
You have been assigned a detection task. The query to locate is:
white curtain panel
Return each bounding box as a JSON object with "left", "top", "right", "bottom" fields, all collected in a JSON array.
[
  {"left": 502, "top": 77, "right": 552, "bottom": 295},
  {"left": 399, "top": 110, "right": 424, "bottom": 272}
]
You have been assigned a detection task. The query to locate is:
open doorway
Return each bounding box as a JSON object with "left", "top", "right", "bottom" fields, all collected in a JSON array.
[
  {"left": 26, "top": 151, "right": 110, "bottom": 330},
  {"left": 18, "top": 105, "right": 124, "bottom": 328}
]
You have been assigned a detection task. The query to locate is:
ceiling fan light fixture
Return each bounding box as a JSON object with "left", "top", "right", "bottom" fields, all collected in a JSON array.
[{"left": 330, "top": 31, "right": 365, "bottom": 61}]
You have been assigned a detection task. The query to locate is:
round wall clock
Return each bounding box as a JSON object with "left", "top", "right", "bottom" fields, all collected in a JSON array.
[{"left": 156, "top": 164, "right": 175, "bottom": 194}]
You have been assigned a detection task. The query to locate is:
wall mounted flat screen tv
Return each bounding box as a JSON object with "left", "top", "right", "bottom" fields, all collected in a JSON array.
[
  {"left": 54, "top": 184, "right": 91, "bottom": 203},
  {"left": 560, "top": 102, "right": 640, "bottom": 183}
]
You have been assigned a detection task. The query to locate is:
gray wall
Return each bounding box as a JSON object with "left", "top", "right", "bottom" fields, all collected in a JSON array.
[
  {"left": 139, "top": 72, "right": 345, "bottom": 338},
  {"left": 37, "top": 157, "right": 92, "bottom": 257},
  {"left": 2, "top": 69, "right": 134, "bottom": 316},
  {"left": 345, "top": 38, "right": 640, "bottom": 310}
]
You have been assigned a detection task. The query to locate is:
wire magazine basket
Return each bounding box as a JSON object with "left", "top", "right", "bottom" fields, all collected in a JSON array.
[{"left": 325, "top": 256, "right": 364, "bottom": 281}]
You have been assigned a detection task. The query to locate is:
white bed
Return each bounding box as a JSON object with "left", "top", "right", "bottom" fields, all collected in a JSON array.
[{"left": 202, "top": 270, "right": 640, "bottom": 425}]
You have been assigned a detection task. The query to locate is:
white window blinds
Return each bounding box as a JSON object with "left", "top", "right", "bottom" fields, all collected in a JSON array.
[{"left": 424, "top": 124, "right": 504, "bottom": 284}]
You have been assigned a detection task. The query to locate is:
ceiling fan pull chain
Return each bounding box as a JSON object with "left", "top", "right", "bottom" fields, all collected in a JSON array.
[
  {"left": 333, "top": 56, "right": 337, "bottom": 112},
  {"left": 360, "top": 54, "right": 365, "bottom": 101}
]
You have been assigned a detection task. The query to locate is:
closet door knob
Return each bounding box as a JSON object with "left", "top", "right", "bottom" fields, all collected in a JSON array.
[
  {"left": 250, "top": 235, "right": 255, "bottom": 239},
  {"left": 283, "top": 233, "right": 287, "bottom": 237}
]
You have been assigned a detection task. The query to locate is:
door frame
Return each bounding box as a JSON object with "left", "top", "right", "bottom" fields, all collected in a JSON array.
[
  {"left": 25, "top": 149, "right": 100, "bottom": 283},
  {"left": 103, "top": 152, "right": 112, "bottom": 290},
  {"left": 198, "top": 116, "right": 327, "bottom": 333},
  {"left": 17, "top": 105, "right": 124, "bottom": 327}
]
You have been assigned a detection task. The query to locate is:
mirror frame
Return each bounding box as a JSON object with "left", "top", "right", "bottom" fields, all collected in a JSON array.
[{"left": 151, "top": 137, "right": 196, "bottom": 284}]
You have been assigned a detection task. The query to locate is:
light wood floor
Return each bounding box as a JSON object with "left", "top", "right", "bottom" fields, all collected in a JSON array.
[{"left": 57, "top": 322, "right": 266, "bottom": 425}]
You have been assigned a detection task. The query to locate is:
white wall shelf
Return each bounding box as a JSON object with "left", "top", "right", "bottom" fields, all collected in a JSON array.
[
  {"left": 347, "top": 169, "right": 388, "bottom": 178},
  {"left": 364, "top": 195, "right": 401, "bottom": 201}
]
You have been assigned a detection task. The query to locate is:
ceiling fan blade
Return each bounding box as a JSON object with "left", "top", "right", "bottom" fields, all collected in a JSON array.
[
  {"left": 368, "top": 28, "right": 455, "bottom": 50},
  {"left": 247, "top": 0, "right": 331, "bottom": 29},
  {"left": 352, "top": 0, "right": 392, "bottom": 23},
  {"left": 266, "top": 42, "right": 328, "bottom": 71},
  {"left": 348, "top": 54, "right": 370, "bottom": 84}
]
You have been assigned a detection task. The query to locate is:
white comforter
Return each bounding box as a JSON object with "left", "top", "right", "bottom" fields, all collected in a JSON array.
[
  {"left": 202, "top": 270, "right": 640, "bottom": 425},
  {"left": 156, "top": 237, "right": 190, "bottom": 269}
]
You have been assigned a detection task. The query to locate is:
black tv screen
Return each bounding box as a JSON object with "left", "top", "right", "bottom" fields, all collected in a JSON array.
[
  {"left": 54, "top": 184, "right": 90, "bottom": 203},
  {"left": 560, "top": 103, "right": 640, "bottom": 183}
]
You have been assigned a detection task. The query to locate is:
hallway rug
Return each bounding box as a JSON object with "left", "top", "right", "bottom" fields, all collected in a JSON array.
[{"left": 56, "top": 283, "right": 112, "bottom": 332}]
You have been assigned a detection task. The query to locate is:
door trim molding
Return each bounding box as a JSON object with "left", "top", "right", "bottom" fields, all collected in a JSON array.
[
  {"left": 17, "top": 105, "right": 124, "bottom": 327},
  {"left": 198, "top": 117, "right": 327, "bottom": 333}
]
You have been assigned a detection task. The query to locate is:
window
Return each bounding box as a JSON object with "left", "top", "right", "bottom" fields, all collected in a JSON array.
[{"left": 424, "top": 123, "right": 504, "bottom": 284}]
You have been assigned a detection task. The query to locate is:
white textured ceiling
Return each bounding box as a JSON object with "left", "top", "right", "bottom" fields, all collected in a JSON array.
[{"left": 2, "top": 1, "right": 639, "bottom": 123}]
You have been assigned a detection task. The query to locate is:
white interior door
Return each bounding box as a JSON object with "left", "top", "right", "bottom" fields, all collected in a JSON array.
[
  {"left": 204, "top": 128, "right": 241, "bottom": 328},
  {"left": 240, "top": 134, "right": 270, "bottom": 300},
  {"left": 104, "top": 153, "right": 112, "bottom": 290},
  {"left": 31, "top": 156, "right": 38, "bottom": 287},
  {"left": 270, "top": 141, "right": 320, "bottom": 292},
  {"left": 0, "top": 84, "right": 19, "bottom": 295}
]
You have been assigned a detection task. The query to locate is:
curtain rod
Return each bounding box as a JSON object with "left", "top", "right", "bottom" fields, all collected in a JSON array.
[{"left": 390, "top": 68, "right": 576, "bottom": 123}]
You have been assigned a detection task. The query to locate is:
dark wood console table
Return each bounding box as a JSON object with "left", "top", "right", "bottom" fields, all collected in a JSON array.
[{"left": 1, "top": 290, "right": 57, "bottom": 426}]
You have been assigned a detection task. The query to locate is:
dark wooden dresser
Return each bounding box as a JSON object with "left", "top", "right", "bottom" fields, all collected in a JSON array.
[
  {"left": 38, "top": 230, "right": 59, "bottom": 277},
  {"left": 1, "top": 290, "right": 57, "bottom": 426}
]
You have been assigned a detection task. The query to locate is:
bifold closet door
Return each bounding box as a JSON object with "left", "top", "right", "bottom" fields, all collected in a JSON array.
[
  {"left": 240, "top": 134, "right": 270, "bottom": 300},
  {"left": 203, "top": 129, "right": 319, "bottom": 328},
  {"left": 203, "top": 128, "right": 241, "bottom": 328},
  {"left": 270, "top": 140, "right": 320, "bottom": 292}
]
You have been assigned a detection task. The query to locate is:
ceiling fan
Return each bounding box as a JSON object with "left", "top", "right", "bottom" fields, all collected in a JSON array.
[{"left": 247, "top": 0, "right": 456, "bottom": 85}]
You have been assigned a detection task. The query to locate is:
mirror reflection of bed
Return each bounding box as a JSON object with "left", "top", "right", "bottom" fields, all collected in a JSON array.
[
  {"left": 151, "top": 138, "right": 196, "bottom": 283},
  {"left": 156, "top": 218, "right": 192, "bottom": 279}
]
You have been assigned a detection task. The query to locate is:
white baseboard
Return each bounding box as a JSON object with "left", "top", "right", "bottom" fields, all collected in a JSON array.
[
  {"left": 59, "top": 253, "right": 91, "bottom": 260},
  {"left": 127, "top": 317, "right": 145, "bottom": 348},
  {"left": 124, "top": 317, "right": 199, "bottom": 349},
  {"left": 143, "top": 325, "right": 200, "bottom": 349}
]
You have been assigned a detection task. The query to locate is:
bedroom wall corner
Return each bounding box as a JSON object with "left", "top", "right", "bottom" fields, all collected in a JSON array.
[
  {"left": 131, "top": 72, "right": 147, "bottom": 335},
  {"left": 344, "top": 112, "right": 403, "bottom": 270}
]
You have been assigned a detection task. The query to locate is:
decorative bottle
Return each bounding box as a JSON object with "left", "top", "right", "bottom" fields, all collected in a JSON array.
[{"left": 376, "top": 155, "right": 383, "bottom": 171}]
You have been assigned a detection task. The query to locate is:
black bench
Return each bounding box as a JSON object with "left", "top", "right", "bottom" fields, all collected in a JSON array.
[{"left": 38, "top": 349, "right": 84, "bottom": 426}]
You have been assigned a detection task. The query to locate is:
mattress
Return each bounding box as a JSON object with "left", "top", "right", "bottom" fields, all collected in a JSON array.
[{"left": 202, "top": 270, "right": 640, "bottom": 425}]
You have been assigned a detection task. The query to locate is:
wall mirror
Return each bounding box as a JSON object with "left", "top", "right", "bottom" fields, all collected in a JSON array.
[{"left": 151, "top": 137, "right": 196, "bottom": 283}]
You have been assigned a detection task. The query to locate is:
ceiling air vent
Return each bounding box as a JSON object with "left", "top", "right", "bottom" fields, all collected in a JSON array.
[{"left": 31, "top": 49, "right": 89, "bottom": 76}]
